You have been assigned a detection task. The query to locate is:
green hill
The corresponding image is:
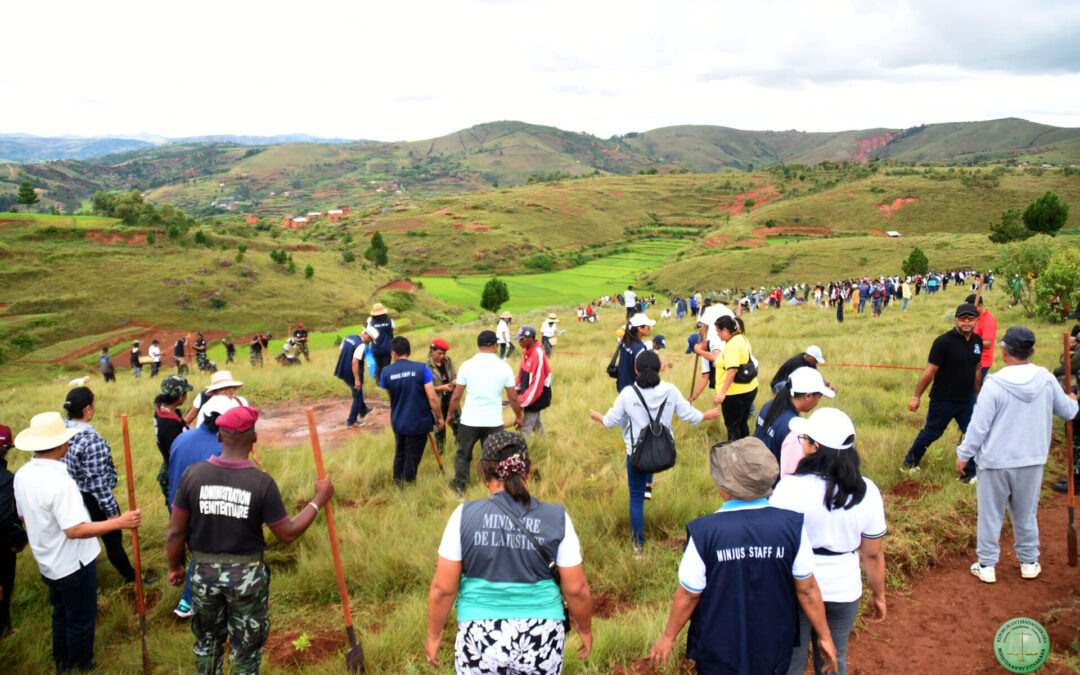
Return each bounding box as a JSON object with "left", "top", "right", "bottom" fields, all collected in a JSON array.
[{"left": 4, "top": 118, "right": 1079, "bottom": 218}]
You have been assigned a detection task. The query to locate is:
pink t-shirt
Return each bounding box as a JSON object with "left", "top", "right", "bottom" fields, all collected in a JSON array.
[{"left": 779, "top": 430, "right": 804, "bottom": 477}]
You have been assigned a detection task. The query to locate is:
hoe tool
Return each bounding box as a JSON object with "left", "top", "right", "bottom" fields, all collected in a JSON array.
[
  {"left": 305, "top": 408, "right": 365, "bottom": 671},
  {"left": 120, "top": 415, "right": 149, "bottom": 673},
  {"left": 1065, "top": 333, "right": 1077, "bottom": 566},
  {"left": 427, "top": 432, "right": 446, "bottom": 473}
]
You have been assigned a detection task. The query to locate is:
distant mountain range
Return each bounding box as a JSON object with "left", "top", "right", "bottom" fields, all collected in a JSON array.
[
  {"left": 0, "top": 133, "right": 358, "bottom": 163},
  {"left": 2, "top": 118, "right": 1076, "bottom": 216}
]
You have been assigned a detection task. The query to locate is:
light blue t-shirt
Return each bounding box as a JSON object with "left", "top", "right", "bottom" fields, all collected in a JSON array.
[{"left": 457, "top": 352, "right": 516, "bottom": 427}]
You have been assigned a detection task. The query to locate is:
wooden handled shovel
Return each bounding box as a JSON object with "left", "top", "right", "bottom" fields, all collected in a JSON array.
[
  {"left": 427, "top": 432, "right": 445, "bottom": 473},
  {"left": 120, "top": 415, "right": 149, "bottom": 674},
  {"left": 304, "top": 408, "right": 365, "bottom": 671},
  {"left": 1065, "top": 333, "right": 1077, "bottom": 567}
]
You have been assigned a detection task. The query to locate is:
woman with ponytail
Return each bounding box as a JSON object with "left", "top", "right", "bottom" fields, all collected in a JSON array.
[
  {"left": 713, "top": 315, "right": 758, "bottom": 440},
  {"left": 590, "top": 350, "right": 721, "bottom": 550},
  {"left": 770, "top": 408, "right": 887, "bottom": 675},
  {"left": 427, "top": 432, "right": 593, "bottom": 674},
  {"left": 754, "top": 367, "right": 834, "bottom": 468}
]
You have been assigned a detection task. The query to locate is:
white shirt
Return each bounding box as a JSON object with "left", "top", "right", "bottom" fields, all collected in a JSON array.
[
  {"left": 541, "top": 322, "right": 558, "bottom": 338},
  {"left": 624, "top": 289, "right": 637, "bottom": 308},
  {"left": 678, "top": 500, "right": 815, "bottom": 594},
  {"left": 195, "top": 393, "right": 250, "bottom": 428},
  {"left": 600, "top": 381, "right": 703, "bottom": 455},
  {"left": 770, "top": 474, "right": 887, "bottom": 602},
  {"left": 148, "top": 344, "right": 162, "bottom": 361},
  {"left": 438, "top": 503, "right": 583, "bottom": 568},
  {"left": 457, "top": 352, "right": 516, "bottom": 427},
  {"left": 496, "top": 319, "right": 511, "bottom": 344},
  {"left": 14, "top": 457, "right": 101, "bottom": 580}
]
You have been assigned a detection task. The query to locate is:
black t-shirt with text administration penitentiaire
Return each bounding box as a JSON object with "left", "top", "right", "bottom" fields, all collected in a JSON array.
[
  {"left": 172, "top": 456, "right": 289, "bottom": 555},
  {"left": 927, "top": 328, "right": 982, "bottom": 401}
]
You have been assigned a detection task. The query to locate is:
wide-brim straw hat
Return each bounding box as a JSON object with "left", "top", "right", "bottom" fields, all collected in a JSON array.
[
  {"left": 547, "top": 313, "right": 559, "bottom": 322},
  {"left": 500, "top": 311, "right": 512, "bottom": 320},
  {"left": 370, "top": 303, "right": 388, "bottom": 316},
  {"left": 15, "top": 412, "right": 79, "bottom": 452},
  {"left": 205, "top": 370, "right": 244, "bottom": 393}
]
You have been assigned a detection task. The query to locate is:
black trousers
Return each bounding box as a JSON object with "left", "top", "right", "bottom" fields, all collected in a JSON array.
[
  {"left": 722, "top": 388, "right": 757, "bottom": 441},
  {"left": 80, "top": 493, "right": 135, "bottom": 583},
  {"left": 451, "top": 424, "right": 503, "bottom": 491},
  {"left": 393, "top": 434, "right": 427, "bottom": 484},
  {"left": 434, "top": 393, "right": 459, "bottom": 450},
  {"left": 0, "top": 548, "right": 15, "bottom": 633}
]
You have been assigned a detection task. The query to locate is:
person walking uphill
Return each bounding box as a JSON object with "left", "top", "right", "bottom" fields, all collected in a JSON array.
[
  {"left": 650, "top": 437, "right": 838, "bottom": 674},
  {"left": 591, "top": 350, "right": 720, "bottom": 550},
  {"left": 367, "top": 303, "right": 395, "bottom": 382},
  {"left": 957, "top": 327, "right": 1079, "bottom": 583},
  {"left": 713, "top": 315, "right": 759, "bottom": 441},
  {"left": 426, "top": 432, "right": 593, "bottom": 674},
  {"left": 496, "top": 311, "right": 515, "bottom": 360},
  {"left": 380, "top": 337, "right": 445, "bottom": 484},
  {"left": 98, "top": 346, "right": 115, "bottom": 383},
  {"left": 166, "top": 406, "right": 334, "bottom": 675},
  {"left": 334, "top": 326, "right": 379, "bottom": 428},
  {"left": 175, "top": 336, "right": 189, "bottom": 375},
  {"left": 515, "top": 325, "right": 552, "bottom": 436},
  {"left": 149, "top": 338, "right": 162, "bottom": 377},
  {"left": 13, "top": 412, "right": 141, "bottom": 672},
  {"left": 130, "top": 340, "right": 143, "bottom": 379},
  {"left": 901, "top": 303, "right": 982, "bottom": 481},
  {"left": 966, "top": 292, "right": 997, "bottom": 389},
  {"left": 445, "top": 330, "right": 523, "bottom": 494},
  {"left": 62, "top": 387, "right": 139, "bottom": 584}
]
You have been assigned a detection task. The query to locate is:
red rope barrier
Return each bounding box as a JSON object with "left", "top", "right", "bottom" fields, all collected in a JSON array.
[{"left": 553, "top": 351, "right": 923, "bottom": 372}]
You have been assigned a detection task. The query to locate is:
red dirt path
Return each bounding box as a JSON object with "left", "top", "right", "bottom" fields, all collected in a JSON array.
[
  {"left": 702, "top": 234, "right": 731, "bottom": 248},
  {"left": 848, "top": 494, "right": 1080, "bottom": 673},
  {"left": 255, "top": 397, "right": 391, "bottom": 449},
  {"left": 875, "top": 197, "right": 919, "bottom": 220},
  {"left": 377, "top": 280, "right": 416, "bottom": 292},
  {"left": 751, "top": 225, "right": 832, "bottom": 238}
]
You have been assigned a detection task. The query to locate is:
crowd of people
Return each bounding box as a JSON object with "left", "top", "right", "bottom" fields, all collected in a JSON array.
[{"left": 4, "top": 269, "right": 1080, "bottom": 675}]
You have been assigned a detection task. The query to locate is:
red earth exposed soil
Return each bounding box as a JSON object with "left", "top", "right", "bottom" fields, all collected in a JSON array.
[
  {"left": 866, "top": 228, "right": 891, "bottom": 237},
  {"left": 465, "top": 224, "right": 491, "bottom": 231},
  {"left": 85, "top": 230, "right": 147, "bottom": 245},
  {"left": 50, "top": 327, "right": 232, "bottom": 368},
  {"left": 751, "top": 225, "right": 832, "bottom": 238},
  {"left": 875, "top": 197, "right": 919, "bottom": 220},
  {"left": 263, "top": 629, "right": 344, "bottom": 670},
  {"left": 0, "top": 219, "right": 32, "bottom": 226},
  {"left": 420, "top": 268, "right": 447, "bottom": 275},
  {"left": 425, "top": 207, "right": 452, "bottom": 216},
  {"left": 377, "top": 280, "right": 417, "bottom": 292},
  {"left": 717, "top": 183, "right": 781, "bottom": 215},
  {"left": 848, "top": 494, "right": 1080, "bottom": 673},
  {"left": 255, "top": 396, "right": 391, "bottom": 449},
  {"left": 732, "top": 240, "right": 767, "bottom": 248},
  {"left": 851, "top": 133, "right": 899, "bottom": 164},
  {"left": 702, "top": 234, "right": 731, "bottom": 248}
]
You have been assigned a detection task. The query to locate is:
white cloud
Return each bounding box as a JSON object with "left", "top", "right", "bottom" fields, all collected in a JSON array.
[{"left": 4, "top": 0, "right": 1079, "bottom": 140}]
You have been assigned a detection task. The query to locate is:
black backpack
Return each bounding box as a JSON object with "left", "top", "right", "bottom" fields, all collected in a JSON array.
[{"left": 628, "top": 386, "right": 677, "bottom": 474}]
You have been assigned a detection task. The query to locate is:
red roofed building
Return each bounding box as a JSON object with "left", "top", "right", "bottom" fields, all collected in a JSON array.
[{"left": 246, "top": 214, "right": 260, "bottom": 225}]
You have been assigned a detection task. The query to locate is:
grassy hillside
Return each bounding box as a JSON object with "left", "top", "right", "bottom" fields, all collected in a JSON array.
[
  {"left": 4, "top": 118, "right": 1079, "bottom": 218},
  {"left": 2, "top": 287, "right": 1078, "bottom": 673}
]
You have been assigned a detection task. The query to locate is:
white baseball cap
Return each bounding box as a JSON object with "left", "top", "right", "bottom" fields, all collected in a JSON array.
[
  {"left": 805, "top": 345, "right": 825, "bottom": 363},
  {"left": 788, "top": 408, "right": 855, "bottom": 450},
  {"left": 788, "top": 367, "right": 835, "bottom": 398},
  {"left": 628, "top": 313, "right": 656, "bottom": 328}
]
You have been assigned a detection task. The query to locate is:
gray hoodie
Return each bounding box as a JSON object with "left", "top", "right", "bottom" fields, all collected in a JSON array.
[{"left": 957, "top": 363, "right": 1078, "bottom": 469}]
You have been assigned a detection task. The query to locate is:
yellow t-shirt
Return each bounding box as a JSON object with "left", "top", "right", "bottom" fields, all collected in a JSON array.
[{"left": 721, "top": 334, "right": 758, "bottom": 396}]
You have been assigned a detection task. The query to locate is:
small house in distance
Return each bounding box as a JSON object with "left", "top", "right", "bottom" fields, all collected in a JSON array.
[
  {"left": 885, "top": 231, "right": 902, "bottom": 238},
  {"left": 245, "top": 214, "right": 260, "bottom": 225},
  {"left": 283, "top": 215, "right": 309, "bottom": 229}
]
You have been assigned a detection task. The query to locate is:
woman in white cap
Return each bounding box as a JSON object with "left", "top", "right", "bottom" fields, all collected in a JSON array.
[
  {"left": 770, "top": 408, "right": 887, "bottom": 675},
  {"left": 184, "top": 371, "right": 249, "bottom": 428},
  {"left": 754, "top": 367, "right": 834, "bottom": 470}
]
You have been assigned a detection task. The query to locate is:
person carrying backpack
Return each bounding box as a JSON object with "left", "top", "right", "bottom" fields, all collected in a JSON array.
[{"left": 590, "top": 350, "right": 720, "bottom": 552}]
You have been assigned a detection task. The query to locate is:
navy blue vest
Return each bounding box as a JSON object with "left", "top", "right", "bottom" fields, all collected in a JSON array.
[
  {"left": 333, "top": 335, "right": 362, "bottom": 387},
  {"left": 381, "top": 359, "right": 434, "bottom": 436},
  {"left": 369, "top": 316, "right": 394, "bottom": 356},
  {"left": 685, "top": 506, "right": 805, "bottom": 674}
]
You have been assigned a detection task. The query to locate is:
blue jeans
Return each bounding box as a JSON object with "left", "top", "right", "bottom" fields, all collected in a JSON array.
[
  {"left": 857, "top": 299, "right": 867, "bottom": 313},
  {"left": 787, "top": 598, "right": 860, "bottom": 675},
  {"left": 625, "top": 455, "right": 653, "bottom": 548},
  {"left": 181, "top": 559, "right": 195, "bottom": 608},
  {"left": 902, "top": 297, "right": 909, "bottom": 310},
  {"left": 499, "top": 343, "right": 515, "bottom": 360},
  {"left": 43, "top": 561, "right": 98, "bottom": 672},
  {"left": 905, "top": 398, "right": 976, "bottom": 477},
  {"left": 347, "top": 383, "right": 371, "bottom": 426},
  {"left": 133, "top": 364, "right": 142, "bottom": 378}
]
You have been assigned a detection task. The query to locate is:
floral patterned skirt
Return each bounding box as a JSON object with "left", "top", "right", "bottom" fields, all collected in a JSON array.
[{"left": 454, "top": 618, "right": 566, "bottom": 674}]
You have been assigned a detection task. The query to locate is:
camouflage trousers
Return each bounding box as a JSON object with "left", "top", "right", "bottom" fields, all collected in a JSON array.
[
  {"left": 250, "top": 350, "right": 263, "bottom": 368},
  {"left": 191, "top": 561, "right": 270, "bottom": 675},
  {"left": 196, "top": 352, "right": 210, "bottom": 372}
]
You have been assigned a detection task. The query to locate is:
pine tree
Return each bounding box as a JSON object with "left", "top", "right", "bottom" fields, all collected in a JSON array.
[
  {"left": 17, "top": 181, "right": 39, "bottom": 205},
  {"left": 481, "top": 277, "right": 510, "bottom": 313}
]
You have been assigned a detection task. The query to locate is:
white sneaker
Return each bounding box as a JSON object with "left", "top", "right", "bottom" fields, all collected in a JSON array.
[
  {"left": 1020, "top": 561, "right": 1041, "bottom": 579},
  {"left": 970, "top": 562, "right": 996, "bottom": 583}
]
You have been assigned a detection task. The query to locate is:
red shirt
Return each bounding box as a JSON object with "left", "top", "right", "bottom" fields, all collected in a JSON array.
[{"left": 975, "top": 309, "right": 997, "bottom": 369}]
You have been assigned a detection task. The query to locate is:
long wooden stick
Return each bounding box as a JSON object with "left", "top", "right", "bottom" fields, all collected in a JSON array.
[
  {"left": 1065, "top": 333, "right": 1077, "bottom": 567},
  {"left": 120, "top": 415, "right": 149, "bottom": 673},
  {"left": 427, "top": 432, "right": 445, "bottom": 473},
  {"left": 305, "top": 408, "right": 365, "bottom": 671}
]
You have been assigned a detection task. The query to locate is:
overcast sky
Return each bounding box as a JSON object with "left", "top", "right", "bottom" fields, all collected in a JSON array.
[{"left": 6, "top": 0, "right": 1080, "bottom": 141}]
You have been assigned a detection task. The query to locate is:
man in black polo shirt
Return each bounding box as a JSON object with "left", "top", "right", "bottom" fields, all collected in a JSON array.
[
  {"left": 166, "top": 406, "right": 333, "bottom": 674},
  {"left": 193, "top": 332, "right": 209, "bottom": 372},
  {"left": 650, "top": 438, "right": 837, "bottom": 673},
  {"left": 901, "top": 303, "right": 982, "bottom": 480},
  {"left": 380, "top": 337, "right": 444, "bottom": 484},
  {"left": 173, "top": 337, "right": 189, "bottom": 375}
]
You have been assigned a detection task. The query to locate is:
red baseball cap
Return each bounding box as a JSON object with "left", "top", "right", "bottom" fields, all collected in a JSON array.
[
  {"left": 217, "top": 406, "right": 259, "bottom": 434},
  {"left": 0, "top": 424, "right": 11, "bottom": 449},
  {"left": 431, "top": 338, "right": 450, "bottom": 351}
]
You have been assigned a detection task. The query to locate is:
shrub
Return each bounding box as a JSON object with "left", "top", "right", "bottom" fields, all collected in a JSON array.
[
  {"left": 304, "top": 264, "right": 314, "bottom": 279},
  {"left": 988, "top": 209, "right": 1031, "bottom": 244},
  {"left": 1022, "top": 191, "right": 1069, "bottom": 236},
  {"left": 523, "top": 253, "right": 555, "bottom": 271},
  {"left": 208, "top": 296, "right": 226, "bottom": 310},
  {"left": 1032, "top": 247, "right": 1080, "bottom": 320},
  {"left": 481, "top": 277, "right": 510, "bottom": 312},
  {"left": 996, "top": 235, "right": 1055, "bottom": 315},
  {"left": 378, "top": 289, "right": 414, "bottom": 312}
]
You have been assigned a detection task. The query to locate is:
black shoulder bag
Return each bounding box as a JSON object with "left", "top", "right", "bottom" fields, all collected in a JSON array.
[
  {"left": 606, "top": 346, "right": 620, "bottom": 379},
  {"left": 489, "top": 497, "right": 571, "bottom": 633}
]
